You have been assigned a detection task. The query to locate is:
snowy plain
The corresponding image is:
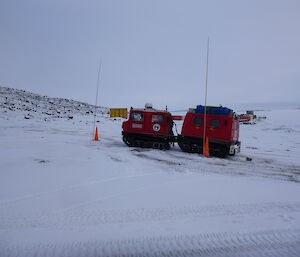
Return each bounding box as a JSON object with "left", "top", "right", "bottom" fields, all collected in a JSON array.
[{"left": 0, "top": 86, "right": 300, "bottom": 257}]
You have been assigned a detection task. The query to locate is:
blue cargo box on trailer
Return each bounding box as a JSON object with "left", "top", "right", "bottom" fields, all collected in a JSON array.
[{"left": 196, "top": 105, "right": 233, "bottom": 116}]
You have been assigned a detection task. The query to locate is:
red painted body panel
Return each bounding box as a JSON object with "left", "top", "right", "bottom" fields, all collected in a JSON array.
[
  {"left": 181, "top": 112, "right": 239, "bottom": 143},
  {"left": 172, "top": 115, "right": 184, "bottom": 120},
  {"left": 122, "top": 109, "right": 174, "bottom": 136}
]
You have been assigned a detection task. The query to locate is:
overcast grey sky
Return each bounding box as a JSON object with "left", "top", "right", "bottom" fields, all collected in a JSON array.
[{"left": 1, "top": 0, "right": 299, "bottom": 110}]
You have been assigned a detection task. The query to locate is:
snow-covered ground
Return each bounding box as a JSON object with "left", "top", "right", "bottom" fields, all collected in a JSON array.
[{"left": 0, "top": 86, "right": 300, "bottom": 257}]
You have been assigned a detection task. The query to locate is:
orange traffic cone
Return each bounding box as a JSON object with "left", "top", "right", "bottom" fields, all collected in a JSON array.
[
  {"left": 93, "top": 127, "right": 99, "bottom": 141},
  {"left": 203, "top": 137, "right": 210, "bottom": 157}
]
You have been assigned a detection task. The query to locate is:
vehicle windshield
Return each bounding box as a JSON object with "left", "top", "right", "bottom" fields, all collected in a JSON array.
[{"left": 132, "top": 112, "right": 144, "bottom": 122}]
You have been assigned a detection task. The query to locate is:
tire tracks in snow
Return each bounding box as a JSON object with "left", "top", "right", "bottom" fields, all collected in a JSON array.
[
  {"left": 135, "top": 149, "right": 300, "bottom": 183},
  {"left": 88, "top": 136, "right": 300, "bottom": 182},
  {"left": 1, "top": 202, "right": 300, "bottom": 230},
  {"left": 1, "top": 229, "right": 300, "bottom": 257}
]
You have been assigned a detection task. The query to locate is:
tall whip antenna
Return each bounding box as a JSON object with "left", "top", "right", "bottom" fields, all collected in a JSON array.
[
  {"left": 93, "top": 59, "right": 102, "bottom": 134},
  {"left": 203, "top": 37, "right": 210, "bottom": 154}
]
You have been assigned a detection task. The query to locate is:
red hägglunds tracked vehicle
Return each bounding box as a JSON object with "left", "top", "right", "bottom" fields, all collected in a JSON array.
[
  {"left": 178, "top": 106, "right": 241, "bottom": 157},
  {"left": 122, "top": 104, "right": 175, "bottom": 150}
]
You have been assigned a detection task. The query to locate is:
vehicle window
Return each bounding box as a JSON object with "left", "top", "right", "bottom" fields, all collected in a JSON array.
[
  {"left": 132, "top": 112, "right": 144, "bottom": 122},
  {"left": 152, "top": 114, "right": 164, "bottom": 123},
  {"left": 194, "top": 117, "right": 203, "bottom": 126},
  {"left": 210, "top": 118, "right": 220, "bottom": 128}
]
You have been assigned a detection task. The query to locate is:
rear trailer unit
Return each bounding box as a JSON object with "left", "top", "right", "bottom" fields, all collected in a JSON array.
[{"left": 178, "top": 106, "right": 241, "bottom": 157}]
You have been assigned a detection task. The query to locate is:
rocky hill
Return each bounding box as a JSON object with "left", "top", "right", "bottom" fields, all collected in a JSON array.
[{"left": 0, "top": 86, "right": 108, "bottom": 122}]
